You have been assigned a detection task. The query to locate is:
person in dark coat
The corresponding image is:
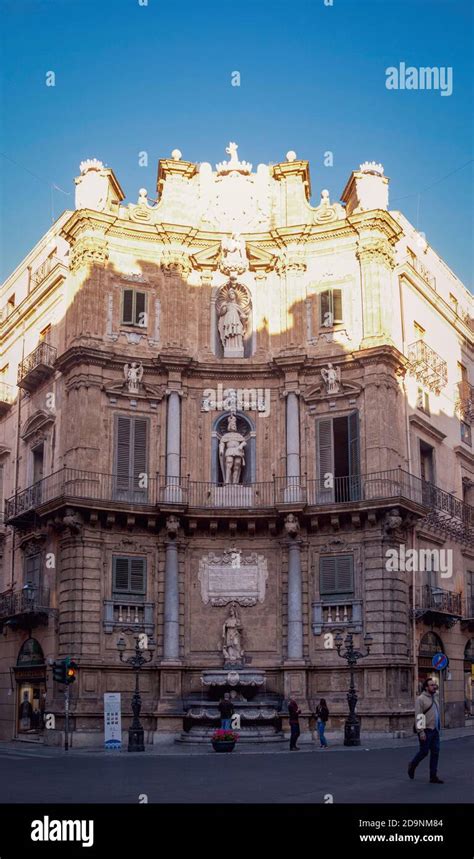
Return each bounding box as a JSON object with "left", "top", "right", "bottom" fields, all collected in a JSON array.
[
  {"left": 315, "top": 698, "right": 329, "bottom": 748},
  {"left": 218, "top": 693, "right": 234, "bottom": 729},
  {"left": 288, "top": 696, "right": 301, "bottom": 750}
]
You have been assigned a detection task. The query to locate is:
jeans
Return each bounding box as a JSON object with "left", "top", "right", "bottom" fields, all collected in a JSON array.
[
  {"left": 290, "top": 723, "right": 300, "bottom": 749},
  {"left": 409, "top": 728, "right": 440, "bottom": 778},
  {"left": 221, "top": 719, "right": 231, "bottom": 730},
  {"left": 318, "top": 720, "right": 328, "bottom": 747}
]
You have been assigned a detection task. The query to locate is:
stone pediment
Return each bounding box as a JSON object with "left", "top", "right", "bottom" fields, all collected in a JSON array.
[
  {"left": 20, "top": 409, "right": 55, "bottom": 441},
  {"left": 302, "top": 380, "right": 361, "bottom": 403},
  {"left": 104, "top": 382, "right": 166, "bottom": 401}
]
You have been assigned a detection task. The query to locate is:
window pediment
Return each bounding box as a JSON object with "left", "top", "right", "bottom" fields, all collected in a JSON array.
[{"left": 20, "top": 410, "right": 55, "bottom": 442}]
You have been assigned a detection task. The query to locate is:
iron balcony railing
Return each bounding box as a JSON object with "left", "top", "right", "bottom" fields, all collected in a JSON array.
[
  {"left": 0, "top": 382, "right": 14, "bottom": 405},
  {"left": 5, "top": 467, "right": 474, "bottom": 530},
  {"left": 406, "top": 340, "right": 448, "bottom": 394},
  {"left": 0, "top": 587, "right": 51, "bottom": 622},
  {"left": 17, "top": 341, "right": 57, "bottom": 386},
  {"left": 413, "top": 585, "right": 462, "bottom": 617}
]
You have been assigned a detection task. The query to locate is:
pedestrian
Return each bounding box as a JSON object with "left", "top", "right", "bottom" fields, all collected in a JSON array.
[
  {"left": 315, "top": 698, "right": 329, "bottom": 748},
  {"left": 288, "top": 695, "right": 301, "bottom": 750},
  {"left": 408, "top": 677, "right": 444, "bottom": 783},
  {"left": 218, "top": 692, "right": 234, "bottom": 730},
  {"left": 308, "top": 709, "right": 317, "bottom": 742}
]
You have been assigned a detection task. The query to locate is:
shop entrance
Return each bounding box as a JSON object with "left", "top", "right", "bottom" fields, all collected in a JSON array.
[{"left": 14, "top": 638, "right": 47, "bottom": 737}]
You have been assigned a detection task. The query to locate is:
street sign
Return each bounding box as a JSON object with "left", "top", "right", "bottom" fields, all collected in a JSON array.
[
  {"left": 104, "top": 692, "right": 122, "bottom": 750},
  {"left": 432, "top": 652, "right": 448, "bottom": 671}
]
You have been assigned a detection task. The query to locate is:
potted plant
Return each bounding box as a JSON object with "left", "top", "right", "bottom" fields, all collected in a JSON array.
[{"left": 211, "top": 729, "right": 239, "bottom": 753}]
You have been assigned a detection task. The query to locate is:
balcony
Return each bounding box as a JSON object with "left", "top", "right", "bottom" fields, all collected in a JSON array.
[
  {"left": 312, "top": 599, "right": 363, "bottom": 634},
  {"left": 407, "top": 256, "right": 436, "bottom": 290},
  {"left": 103, "top": 599, "right": 155, "bottom": 635},
  {"left": 0, "top": 586, "right": 51, "bottom": 632},
  {"left": 17, "top": 342, "right": 57, "bottom": 392},
  {"left": 412, "top": 585, "right": 462, "bottom": 629},
  {"left": 407, "top": 340, "right": 448, "bottom": 394},
  {"left": 0, "top": 382, "right": 14, "bottom": 416}
]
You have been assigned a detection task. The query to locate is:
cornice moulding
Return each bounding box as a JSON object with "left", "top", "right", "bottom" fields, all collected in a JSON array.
[{"left": 409, "top": 413, "right": 447, "bottom": 443}]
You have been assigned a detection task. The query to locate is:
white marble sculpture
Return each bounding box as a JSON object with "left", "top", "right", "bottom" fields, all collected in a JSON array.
[
  {"left": 217, "top": 286, "right": 248, "bottom": 357},
  {"left": 124, "top": 362, "right": 143, "bottom": 394},
  {"left": 219, "top": 414, "right": 247, "bottom": 484},
  {"left": 321, "top": 363, "right": 341, "bottom": 395},
  {"left": 222, "top": 601, "right": 244, "bottom": 664}
]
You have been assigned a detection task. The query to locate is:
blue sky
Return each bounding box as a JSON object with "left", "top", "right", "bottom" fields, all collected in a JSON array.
[{"left": 1, "top": 0, "right": 472, "bottom": 286}]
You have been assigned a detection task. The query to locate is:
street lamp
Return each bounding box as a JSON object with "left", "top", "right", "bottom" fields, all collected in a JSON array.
[
  {"left": 335, "top": 631, "right": 372, "bottom": 746},
  {"left": 116, "top": 629, "right": 155, "bottom": 752}
]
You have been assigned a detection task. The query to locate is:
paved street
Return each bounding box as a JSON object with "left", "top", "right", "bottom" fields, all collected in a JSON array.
[{"left": 0, "top": 735, "right": 471, "bottom": 804}]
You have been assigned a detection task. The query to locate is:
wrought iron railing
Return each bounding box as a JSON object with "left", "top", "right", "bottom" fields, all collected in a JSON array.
[
  {"left": 413, "top": 585, "right": 462, "bottom": 616},
  {"left": 407, "top": 256, "right": 436, "bottom": 291},
  {"left": 0, "top": 587, "right": 51, "bottom": 621},
  {"left": 4, "top": 467, "right": 474, "bottom": 534},
  {"left": 17, "top": 341, "right": 57, "bottom": 385},
  {"left": 406, "top": 340, "right": 448, "bottom": 394}
]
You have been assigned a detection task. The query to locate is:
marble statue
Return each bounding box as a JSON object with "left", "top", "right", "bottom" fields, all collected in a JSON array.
[
  {"left": 124, "top": 362, "right": 143, "bottom": 394},
  {"left": 321, "top": 363, "right": 341, "bottom": 395},
  {"left": 219, "top": 233, "right": 249, "bottom": 279},
  {"left": 219, "top": 414, "right": 247, "bottom": 484},
  {"left": 217, "top": 287, "right": 248, "bottom": 355},
  {"left": 222, "top": 601, "right": 244, "bottom": 664}
]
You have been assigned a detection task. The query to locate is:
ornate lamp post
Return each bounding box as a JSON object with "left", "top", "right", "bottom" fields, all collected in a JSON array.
[
  {"left": 335, "top": 631, "right": 373, "bottom": 747},
  {"left": 116, "top": 630, "right": 155, "bottom": 752}
]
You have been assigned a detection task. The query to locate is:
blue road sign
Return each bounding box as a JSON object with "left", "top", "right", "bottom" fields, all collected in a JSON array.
[{"left": 432, "top": 652, "right": 448, "bottom": 671}]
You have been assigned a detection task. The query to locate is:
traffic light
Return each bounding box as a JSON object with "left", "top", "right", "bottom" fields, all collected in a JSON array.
[
  {"left": 52, "top": 659, "right": 66, "bottom": 684},
  {"left": 65, "top": 657, "right": 78, "bottom": 685}
]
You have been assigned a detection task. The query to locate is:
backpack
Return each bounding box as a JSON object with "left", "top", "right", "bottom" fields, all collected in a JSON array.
[{"left": 412, "top": 700, "right": 433, "bottom": 734}]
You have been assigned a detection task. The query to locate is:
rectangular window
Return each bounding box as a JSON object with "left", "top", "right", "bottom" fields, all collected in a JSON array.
[
  {"left": 39, "top": 325, "right": 51, "bottom": 343},
  {"left": 417, "top": 388, "right": 430, "bottom": 415},
  {"left": 419, "top": 440, "right": 435, "bottom": 483},
  {"left": 449, "top": 293, "right": 458, "bottom": 315},
  {"left": 468, "top": 571, "right": 474, "bottom": 617},
  {"left": 461, "top": 421, "right": 472, "bottom": 447},
  {"left": 121, "top": 289, "right": 147, "bottom": 327},
  {"left": 112, "top": 556, "right": 147, "bottom": 596},
  {"left": 315, "top": 412, "right": 360, "bottom": 502},
  {"left": 113, "top": 415, "right": 149, "bottom": 501},
  {"left": 320, "top": 288, "right": 343, "bottom": 327},
  {"left": 7, "top": 295, "right": 15, "bottom": 314},
  {"left": 319, "top": 555, "right": 354, "bottom": 599},
  {"left": 24, "top": 553, "right": 41, "bottom": 590}
]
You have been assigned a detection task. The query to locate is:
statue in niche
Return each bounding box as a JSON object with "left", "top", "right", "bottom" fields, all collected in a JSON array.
[
  {"left": 124, "top": 362, "right": 143, "bottom": 394},
  {"left": 219, "top": 414, "right": 247, "bottom": 484},
  {"left": 321, "top": 363, "right": 341, "bottom": 395},
  {"left": 219, "top": 233, "right": 249, "bottom": 278},
  {"left": 216, "top": 283, "right": 250, "bottom": 357},
  {"left": 222, "top": 601, "right": 244, "bottom": 664}
]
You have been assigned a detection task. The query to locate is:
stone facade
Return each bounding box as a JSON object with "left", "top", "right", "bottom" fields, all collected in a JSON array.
[{"left": 0, "top": 145, "right": 473, "bottom": 744}]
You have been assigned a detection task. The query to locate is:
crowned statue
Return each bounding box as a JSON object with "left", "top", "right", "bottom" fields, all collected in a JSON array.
[{"left": 219, "top": 414, "right": 247, "bottom": 485}]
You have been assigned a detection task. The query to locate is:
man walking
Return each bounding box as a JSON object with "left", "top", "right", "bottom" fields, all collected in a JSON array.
[
  {"left": 288, "top": 695, "right": 301, "bottom": 750},
  {"left": 408, "top": 678, "right": 444, "bottom": 783}
]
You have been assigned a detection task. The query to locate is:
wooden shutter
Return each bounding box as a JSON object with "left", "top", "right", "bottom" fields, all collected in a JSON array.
[
  {"left": 316, "top": 418, "right": 334, "bottom": 502},
  {"left": 320, "top": 290, "right": 330, "bottom": 326},
  {"left": 348, "top": 411, "right": 360, "bottom": 500},
  {"left": 113, "top": 557, "right": 130, "bottom": 592},
  {"left": 25, "top": 554, "right": 41, "bottom": 589},
  {"left": 134, "top": 291, "right": 146, "bottom": 326},
  {"left": 113, "top": 557, "right": 146, "bottom": 594},
  {"left": 116, "top": 416, "right": 132, "bottom": 491},
  {"left": 132, "top": 418, "right": 148, "bottom": 492},
  {"left": 332, "top": 288, "right": 343, "bottom": 322},
  {"left": 122, "top": 290, "right": 134, "bottom": 324},
  {"left": 130, "top": 558, "right": 146, "bottom": 593},
  {"left": 320, "top": 555, "right": 354, "bottom": 596}
]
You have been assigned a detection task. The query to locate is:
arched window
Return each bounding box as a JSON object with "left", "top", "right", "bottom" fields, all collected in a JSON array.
[
  {"left": 211, "top": 412, "right": 256, "bottom": 484},
  {"left": 419, "top": 632, "right": 444, "bottom": 656}
]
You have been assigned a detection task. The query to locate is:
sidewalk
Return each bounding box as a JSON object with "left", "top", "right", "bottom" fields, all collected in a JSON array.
[{"left": 4, "top": 724, "right": 474, "bottom": 756}]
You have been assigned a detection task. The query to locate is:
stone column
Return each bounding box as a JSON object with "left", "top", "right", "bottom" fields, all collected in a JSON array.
[
  {"left": 286, "top": 518, "right": 303, "bottom": 660},
  {"left": 163, "top": 529, "right": 180, "bottom": 662},
  {"left": 285, "top": 390, "right": 301, "bottom": 502},
  {"left": 166, "top": 391, "right": 181, "bottom": 501}
]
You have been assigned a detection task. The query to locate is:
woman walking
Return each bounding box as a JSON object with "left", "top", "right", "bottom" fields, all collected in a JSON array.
[{"left": 315, "top": 698, "right": 329, "bottom": 748}]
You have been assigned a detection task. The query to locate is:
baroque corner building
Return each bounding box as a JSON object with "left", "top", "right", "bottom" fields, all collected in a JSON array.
[{"left": 0, "top": 144, "right": 473, "bottom": 744}]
